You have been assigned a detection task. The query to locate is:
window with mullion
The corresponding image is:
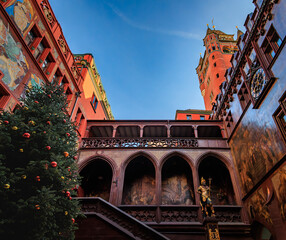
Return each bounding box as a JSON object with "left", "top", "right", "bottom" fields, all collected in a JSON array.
[
  {"left": 262, "top": 25, "right": 282, "bottom": 65},
  {"left": 25, "top": 29, "right": 36, "bottom": 46},
  {"left": 34, "top": 42, "right": 44, "bottom": 60},
  {"left": 91, "top": 93, "right": 98, "bottom": 111},
  {"left": 273, "top": 91, "right": 286, "bottom": 143}
]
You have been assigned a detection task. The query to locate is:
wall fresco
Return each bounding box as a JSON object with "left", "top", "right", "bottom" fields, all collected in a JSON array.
[
  {"left": 27, "top": 73, "right": 44, "bottom": 88},
  {"left": 5, "top": 0, "right": 34, "bottom": 36},
  {"left": 122, "top": 175, "right": 156, "bottom": 205},
  {"left": 271, "top": 164, "right": 286, "bottom": 221},
  {"left": 0, "top": 17, "right": 29, "bottom": 91},
  {"left": 248, "top": 188, "right": 272, "bottom": 225},
  {"left": 162, "top": 174, "right": 194, "bottom": 205},
  {"left": 230, "top": 114, "right": 286, "bottom": 195}
]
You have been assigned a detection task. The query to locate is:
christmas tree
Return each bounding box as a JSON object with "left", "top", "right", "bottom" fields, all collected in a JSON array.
[{"left": 0, "top": 82, "right": 81, "bottom": 239}]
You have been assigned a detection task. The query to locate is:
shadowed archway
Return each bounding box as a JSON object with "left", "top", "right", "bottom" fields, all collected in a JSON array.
[
  {"left": 122, "top": 156, "right": 156, "bottom": 205},
  {"left": 161, "top": 156, "right": 195, "bottom": 205},
  {"left": 80, "top": 159, "right": 113, "bottom": 201},
  {"left": 198, "top": 156, "right": 236, "bottom": 205}
]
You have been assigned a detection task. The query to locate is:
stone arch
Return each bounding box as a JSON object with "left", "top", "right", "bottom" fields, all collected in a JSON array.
[
  {"left": 160, "top": 151, "right": 195, "bottom": 205},
  {"left": 79, "top": 155, "right": 115, "bottom": 201},
  {"left": 159, "top": 151, "right": 195, "bottom": 171},
  {"left": 196, "top": 151, "right": 236, "bottom": 205},
  {"left": 122, "top": 151, "right": 158, "bottom": 171},
  {"left": 121, "top": 152, "right": 157, "bottom": 205},
  {"left": 78, "top": 154, "right": 117, "bottom": 173}
]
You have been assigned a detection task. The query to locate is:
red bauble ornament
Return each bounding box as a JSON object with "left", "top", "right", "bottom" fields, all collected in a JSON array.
[
  {"left": 43, "top": 131, "right": 46, "bottom": 134},
  {"left": 46, "top": 121, "right": 51, "bottom": 125},
  {"left": 34, "top": 100, "right": 39, "bottom": 104},
  {"left": 35, "top": 176, "right": 40, "bottom": 181},
  {"left": 72, "top": 218, "right": 75, "bottom": 224},
  {"left": 23, "top": 133, "right": 30, "bottom": 138},
  {"left": 48, "top": 94, "right": 51, "bottom": 98},
  {"left": 35, "top": 205, "right": 40, "bottom": 210},
  {"left": 63, "top": 119, "right": 66, "bottom": 123},
  {"left": 66, "top": 133, "right": 70, "bottom": 137},
  {"left": 66, "top": 191, "right": 71, "bottom": 197},
  {"left": 46, "top": 146, "right": 51, "bottom": 150},
  {"left": 51, "top": 161, "right": 57, "bottom": 168},
  {"left": 4, "top": 120, "right": 9, "bottom": 125},
  {"left": 69, "top": 196, "right": 72, "bottom": 200},
  {"left": 73, "top": 156, "right": 78, "bottom": 160}
]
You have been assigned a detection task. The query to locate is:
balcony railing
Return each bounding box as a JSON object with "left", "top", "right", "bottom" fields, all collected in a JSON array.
[
  {"left": 78, "top": 198, "right": 242, "bottom": 224},
  {"left": 81, "top": 137, "right": 229, "bottom": 149},
  {"left": 81, "top": 137, "right": 199, "bottom": 149}
]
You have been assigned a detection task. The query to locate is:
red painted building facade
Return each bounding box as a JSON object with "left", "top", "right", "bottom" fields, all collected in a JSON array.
[
  {"left": 175, "top": 109, "right": 212, "bottom": 120},
  {"left": 0, "top": 0, "right": 113, "bottom": 139}
]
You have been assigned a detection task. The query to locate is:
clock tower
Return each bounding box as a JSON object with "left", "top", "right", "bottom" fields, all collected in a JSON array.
[{"left": 196, "top": 27, "right": 241, "bottom": 110}]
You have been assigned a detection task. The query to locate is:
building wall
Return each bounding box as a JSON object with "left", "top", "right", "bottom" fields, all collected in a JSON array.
[
  {"left": 211, "top": 0, "right": 286, "bottom": 237},
  {"left": 0, "top": 0, "right": 82, "bottom": 116},
  {"left": 0, "top": 0, "right": 113, "bottom": 140},
  {"left": 176, "top": 112, "right": 211, "bottom": 120}
]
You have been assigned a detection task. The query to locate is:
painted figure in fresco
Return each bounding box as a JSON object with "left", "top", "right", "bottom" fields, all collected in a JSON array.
[
  {"left": 250, "top": 191, "right": 272, "bottom": 224},
  {"left": 162, "top": 174, "right": 194, "bottom": 205},
  {"left": 6, "top": 0, "right": 33, "bottom": 36},
  {"left": 197, "top": 177, "right": 215, "bottom": 217},
  {"left": 0, "top": 18, "right": 29, "bottom": 91}
]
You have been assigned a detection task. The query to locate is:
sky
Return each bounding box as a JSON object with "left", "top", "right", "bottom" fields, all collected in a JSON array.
[{"left": 49, "top": 0, "right": 254, "bottom": 120}]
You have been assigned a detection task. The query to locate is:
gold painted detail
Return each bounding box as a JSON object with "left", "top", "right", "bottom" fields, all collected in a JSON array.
[{"left": 201, "top": 89, "right": 205, "bottom": 97}]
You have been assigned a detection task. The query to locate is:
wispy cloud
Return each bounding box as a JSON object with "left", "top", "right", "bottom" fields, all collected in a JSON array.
[{"left": 106, "top": 3, "right": 201, "bottom": 40}]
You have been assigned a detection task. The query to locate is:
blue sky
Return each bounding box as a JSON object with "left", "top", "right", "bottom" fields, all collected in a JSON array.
[{"left": 49, "top": 0, "right": 254, "bottom": 120}]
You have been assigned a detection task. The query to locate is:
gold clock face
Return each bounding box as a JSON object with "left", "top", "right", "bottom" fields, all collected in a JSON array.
[{"left": 250, "top": 68, "right": 266, "bottom": 100}]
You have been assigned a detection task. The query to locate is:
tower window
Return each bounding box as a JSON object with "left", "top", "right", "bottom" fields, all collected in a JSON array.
[
  {"left": 200, "top": 116, "right": 205, "bottom": 120},
  {"left": 261, "top": 24, "right": 282, "bottom": 65},
  {"left": 214, "top": 62, "right": 217, "bottom": 67},
  {"left": 212, "top": 55, "right": 215, "bottom": 60},
  {"left": 216, "top": 73, "right": 219, "bottom": 78},
  {"left": 210, "top": 91, "right": 214, "bottom": 102},
  {"left": 91, "top": 93, "right": 98, "bottom": 111},
  {"left": 212, "top": 46, "right": 216, "bottom": 50},
  {"left": 207, "top": 78, "right": 211, "bottom": 86},
  {"left": 186, "top": 115, "right": 192, "bottom": 120}
]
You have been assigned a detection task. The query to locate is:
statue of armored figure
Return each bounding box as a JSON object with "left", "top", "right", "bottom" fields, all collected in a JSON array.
[{"left": 197, "top": 177, "right": 215, "bottom": 217}]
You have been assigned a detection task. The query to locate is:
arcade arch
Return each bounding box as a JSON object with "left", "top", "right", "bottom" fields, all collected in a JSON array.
[
  {"left": 79, "top": 158, "right": 113, "bottom": 201},
  {"left": 161, "top": 155, "right": 195, "bottom": 205},
  {"left": 122, "top": 155, "right": 156, "bottom": 205},
  {"left": 198, "top": 155, "right": 236, "bottom": 205}
]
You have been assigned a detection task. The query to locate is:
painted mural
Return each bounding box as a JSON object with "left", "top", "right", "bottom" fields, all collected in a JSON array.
[
  {"left": 27, "top": 73, "right": 44, "bottom": 88},
  {"left": 248, "top": 188, "right": 272, "bottom": 225},
  {"left": 162, "top": 174, "right": 194, "bottom": 205},
  {"left": 271, "top": 164, "right": 286, "bottom": 221},
  {"left": 230, "top": 116, "right": 286, "bottom": 195},
  {"left": 5, "top": 0, "right": 34, "bottom": 36},
  {"left": 122, "top": 175, "right": 156, "bottom": 205},
  {"left": 0, "top": 17, "right": 29, "bottom": 91}
]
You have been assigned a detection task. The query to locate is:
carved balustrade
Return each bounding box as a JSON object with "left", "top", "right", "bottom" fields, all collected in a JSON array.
[
  {"left": 81, "top": 137, "right": 199, "bottom": 149},
  {"left": 78, "top": 198, "right": 242, "bottom": 224}
]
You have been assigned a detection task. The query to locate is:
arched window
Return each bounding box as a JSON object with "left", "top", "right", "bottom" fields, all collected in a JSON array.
[
  {"left": 80, "top": 159, "right": 113, "bottom": 201},
  {"left": 198, "top": 156, "right": 236, "bottom": 205},
  {"left": 122, "top": 156, "right": 156, "bottom": 205},
  {"left": 162, "top": 156, "right": 194, "bottom": 205}
]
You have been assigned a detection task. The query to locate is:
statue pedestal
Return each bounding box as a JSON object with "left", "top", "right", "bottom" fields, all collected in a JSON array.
[{"left": 203, "top": 217, "right": 220, "bottom": 240}]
